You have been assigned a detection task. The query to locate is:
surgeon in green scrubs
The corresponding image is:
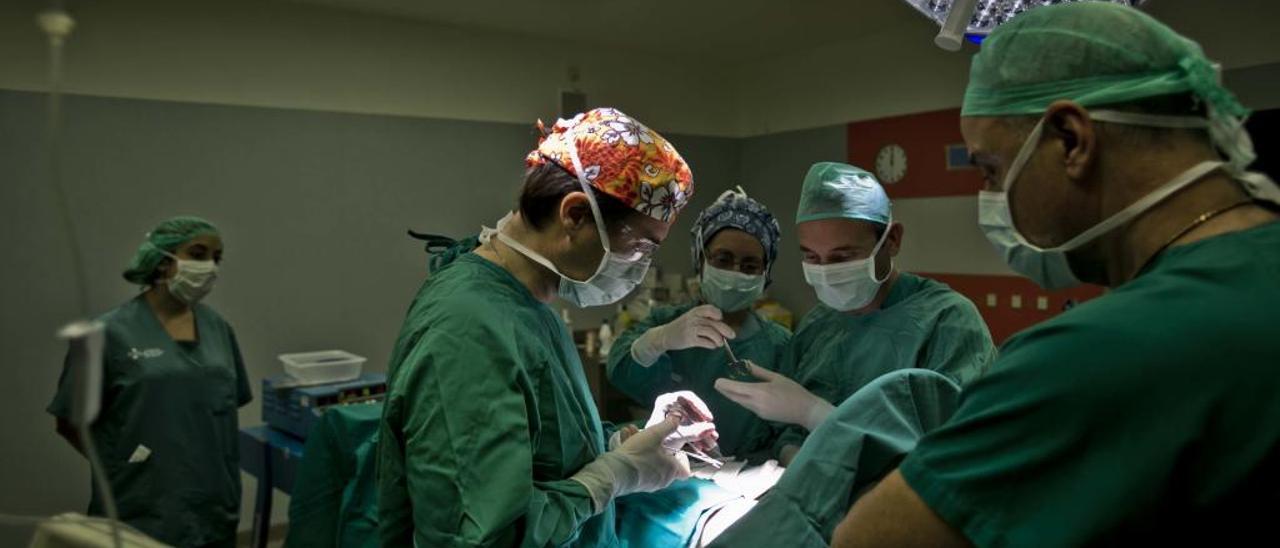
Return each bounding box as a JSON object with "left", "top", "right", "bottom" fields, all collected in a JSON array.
[
  {"left": 717, "top": 163, "right": 995, "bottom": 465},
  {"left": 378, "top": 108, "right": 712, "bottom": 547},
  {"left": 608, "top": 187, "right": 789, "bottom": 457},
  {"left": 834, "top": 4, "right": 1280, "bottom": 546},
  {"left": 48, "top": 216, "right": 252, "bottom": 548}
]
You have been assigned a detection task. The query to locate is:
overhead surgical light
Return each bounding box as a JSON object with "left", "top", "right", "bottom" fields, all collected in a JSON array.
[{"left": 902, "top": 0, "right": 1148, "bottom": 51}]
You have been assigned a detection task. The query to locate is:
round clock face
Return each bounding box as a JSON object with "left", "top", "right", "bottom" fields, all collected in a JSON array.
[{"left": 875, "top": 144, "right": 907, "bottom": 184}]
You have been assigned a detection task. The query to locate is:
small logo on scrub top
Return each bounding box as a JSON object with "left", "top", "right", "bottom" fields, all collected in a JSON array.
[{"left": 128, "top": 347, "right": 164, "bottom": 361}]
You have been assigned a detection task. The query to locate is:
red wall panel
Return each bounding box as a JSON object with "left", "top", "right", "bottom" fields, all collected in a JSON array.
[
  {"left": 916, "top": 272, "right": 1106, "bottom": 346},
  {"left": 848, "top": 108, "right": 984, "bottom": 199}
]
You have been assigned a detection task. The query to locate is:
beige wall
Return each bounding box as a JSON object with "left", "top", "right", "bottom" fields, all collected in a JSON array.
[
  {"left": 0, "top": 0, "right": 737, "bottom": 137},
  {"left": 4, "top": 0, "right": 1277, "bottom": 139}
]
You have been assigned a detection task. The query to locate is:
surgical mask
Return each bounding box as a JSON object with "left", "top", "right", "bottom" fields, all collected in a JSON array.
[
  {"left": 483, "top": 212, "right": 650, "bottom": 307},
  {"left": 802, "top": 220, "right": 892, "bottom": 312},
  {"left": 978, "top": 109, "right": 1234, "bottom": 290},
  {"left": 700, "top": 263, "right": 765, "bottom": 313},
  {"left": 480, "top": 129, "right": 651, "bottom": 308},
  {"left": 160, "top": 251, "right": 218, "bottom": 304}
]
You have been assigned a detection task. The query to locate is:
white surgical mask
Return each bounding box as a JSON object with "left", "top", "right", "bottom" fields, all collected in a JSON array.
[
  {"left": 802, "top": 220, "right": 892, "bottom": 312},
  {"left": 978, "top": 109, "right": 1239, "bottom": 289},
  {"left": 161, "top": 251, "right": 218, "bottom": 304},
  {"left": 480, "top": 128, "right": 652, "bottom": 308},
  {"left": 700, "top": 263, "right": 765, "bottom": 313}
]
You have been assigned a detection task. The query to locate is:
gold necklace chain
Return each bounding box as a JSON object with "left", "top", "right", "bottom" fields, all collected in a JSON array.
[{"left": 1139, "top": 199, "right": 1254, "bottom": 274}]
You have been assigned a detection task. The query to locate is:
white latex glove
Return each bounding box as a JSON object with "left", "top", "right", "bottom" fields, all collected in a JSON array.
[
  {"left": 631, "top": 305, "right": 736, "bottom": 366},
  {"left": 608, "top": 424, "right": 640, "bottom": 451},
  {"left": 646, "top": 391, "right": 719, "bottom": 453},
  {"left": 570, "top": 417, "right": 692, "bottom": 513},
  {"left": 714, "top": 361, "right": 835, "bottom": 431}
]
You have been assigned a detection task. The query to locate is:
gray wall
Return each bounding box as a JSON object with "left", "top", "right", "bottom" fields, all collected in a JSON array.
[
  {"left": 738, "top": 125, "right": 849, "bottom": 315},
  {"left": 0, "top": 89, "right": 740, "bottom": 542},
  {"left": 4, "top": 59, "right": 1276, "bottom": 542}
]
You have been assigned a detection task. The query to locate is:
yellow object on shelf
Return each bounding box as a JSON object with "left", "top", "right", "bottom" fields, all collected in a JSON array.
[{"left": 755, "top": 299, "right": 794, "bottom": 331}]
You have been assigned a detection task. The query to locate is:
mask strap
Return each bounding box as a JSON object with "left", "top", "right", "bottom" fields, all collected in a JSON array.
[
  {"left": 1091, "top": 109, "right": 1257, "bottom": 172},
  {"left": 492, "top": 229, "right": 568, "bottom": 278},
  {"left": 147, "top": 241, "right": 179, "bottom": 261},
  {"left": 565, "top": 127, "right": 614, "bottom": 257},
  {"left": 1006, "top": 111, "right": 1208, "bottom": 201},
  {"left": 1089, "top": 110, "right": 1210, "bottom": 129},
  {"left": 478, "top": 212, "right": 574, "bottom": 282},
  {"left": 562, "top": 125, "right": 618, "bottom": 286},
  {"left": 151, "top": 244, "right": 215, "bottom": 269},
  {"left": 1001, "top": 118, "right": 1047, "bottom": 200},
  {"left": 868, "top": 215, "right": 894, "bottom": 283},
  {"left": 1054, "top": 160, "right": 1225, "bottom": 251},
  {"left": 714, "top": 186, "right": 748, "bottom": 203}
]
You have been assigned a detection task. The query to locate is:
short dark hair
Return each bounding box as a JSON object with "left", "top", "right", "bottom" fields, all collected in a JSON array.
[{"left": 518, "top": 161, "right": 638, "bottom": 230}]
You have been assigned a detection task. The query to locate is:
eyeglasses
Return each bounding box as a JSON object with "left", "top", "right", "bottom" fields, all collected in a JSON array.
[
  {"left": 611, "top": 222, "right": 660, "bottom": 261},
  {"left": 707, "top": 251, "right": 765, "bottom": 275}
]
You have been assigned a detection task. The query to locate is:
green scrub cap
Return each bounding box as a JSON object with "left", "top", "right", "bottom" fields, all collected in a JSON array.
[
  {"left": 796, "top": 162, "right": 891, "bottom": 226},
  {"left": 122, "top": 216, "right": 220, "bottom": 285},
  {"left": 962, "top": 2, "right": 1255, "bottom": 168}
]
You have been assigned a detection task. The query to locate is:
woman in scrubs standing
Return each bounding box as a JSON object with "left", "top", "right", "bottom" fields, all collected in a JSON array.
[{"left": 48, "top": 216, "right": 252, "bottom": 548}]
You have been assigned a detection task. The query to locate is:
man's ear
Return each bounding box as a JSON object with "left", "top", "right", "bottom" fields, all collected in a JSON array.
[
  {"left": 886, "top": 223, "right": 905, "bottom": 258},
  {"left": 1044, "top": 100, "right": 1098, "bottom": 184},
  {"left": 558, "top": 192, "right": 594, "bottom": 237}
]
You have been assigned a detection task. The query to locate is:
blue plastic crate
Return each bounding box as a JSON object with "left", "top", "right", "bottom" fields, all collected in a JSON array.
[{"left": 262, "top": 373, "right": 387, "bottom": 439}]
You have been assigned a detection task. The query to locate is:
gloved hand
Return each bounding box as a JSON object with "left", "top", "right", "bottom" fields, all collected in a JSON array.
[
  {"left": 607, "top": 424, "right": 640, "bottom": 450},
  {"left": 714, "top": 361, "right": 834, "bottom": 431},
  {"left": 631, "top": 305, "right": 736, "bottom": 366},
  {"left": 570, "top": 417, "right": 691, "bottom": 513},
  {"left": 646, "top": 391, "right": 719, "bottom": 453}
]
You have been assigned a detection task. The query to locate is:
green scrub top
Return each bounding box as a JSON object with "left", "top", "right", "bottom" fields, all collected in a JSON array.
[
  {"left": 47, "top": 295, "right": 253, "bottom": 548},
  {"left": 607, "top": 303, "right": 791, "bottom": 456},
  {"left": 377, "top": 250, "right": 614, "bottom": 547},
  {"left": 901, "top": 220, "right": 1280, "bottom": 547},
  {"left": 772, "top": 273, "right": 995, "bottom": 454}
]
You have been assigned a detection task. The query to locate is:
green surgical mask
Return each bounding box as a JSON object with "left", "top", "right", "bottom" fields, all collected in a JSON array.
[{"left": 700, "top": 263, "right": 765, "bottom": 313}]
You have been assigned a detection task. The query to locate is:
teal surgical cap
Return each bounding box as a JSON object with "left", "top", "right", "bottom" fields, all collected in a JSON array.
[
  {"left": 796, "top": 162, "right": 891, "bottom": 226},
  {"left": 963, "top": 2, "right": 1255, "bottom": 169},
  {"left": 122, "top": 216, "right": 220, "bottom": 285}
]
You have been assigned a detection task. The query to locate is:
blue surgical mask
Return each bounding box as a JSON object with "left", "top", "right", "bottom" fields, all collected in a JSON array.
[
  {"left": 700, "top": 263, "right": 765, "bottom": 313},
  {"left": 977, "top": 110, "right": 1233, "bottom": 289}
]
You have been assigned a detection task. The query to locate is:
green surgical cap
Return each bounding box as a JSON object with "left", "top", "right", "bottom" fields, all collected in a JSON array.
[
  {"left": 796, "top": 162, "right": 890, "bottom": 225},
  {"left": 122, "top": 216, "right": 220, "bottom": 285},
  {"left": 962, "top": 2, "right": 1254, "bottom": 168}
]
